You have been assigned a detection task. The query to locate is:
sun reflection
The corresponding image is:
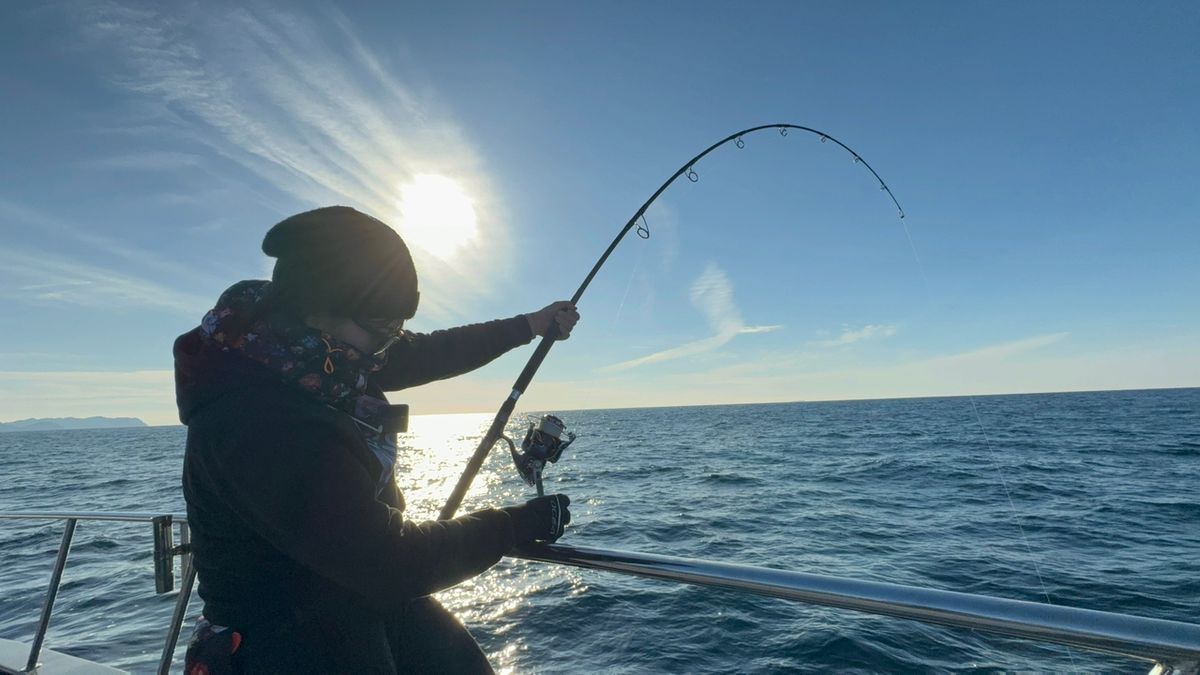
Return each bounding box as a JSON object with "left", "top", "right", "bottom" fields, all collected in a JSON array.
[
  {"left": 394, "top": 173, "right": 478, "bottom": 261},
  {"left": 396, "top": 412, "right": 590, "bottom": 673},
  {"left": 395, "top": 412, "right": 493, "bottom": 517}
]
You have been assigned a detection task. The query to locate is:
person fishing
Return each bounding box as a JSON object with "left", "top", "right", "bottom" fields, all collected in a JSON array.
[{"left": 174, "top": 205, "right": 578, "bottom": 673}]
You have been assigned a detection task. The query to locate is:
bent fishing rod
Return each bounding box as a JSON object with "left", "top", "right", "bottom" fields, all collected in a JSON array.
[{"left": 438, "top": 123, "right": 905, "bottom": 520}]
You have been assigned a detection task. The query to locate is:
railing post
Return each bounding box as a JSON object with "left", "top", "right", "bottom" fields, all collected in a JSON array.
[
  {"left": 179, "top": 522, "right": 192, "bottom": 583},
  {"left": 26, "top": 518, "right": 77, "bottom": 672},
  {"left": 158, "top": 562, "right": 197, "bottom": 675},
  {"left": 152, "top": 515, "right": 175, "bottom": 594}
]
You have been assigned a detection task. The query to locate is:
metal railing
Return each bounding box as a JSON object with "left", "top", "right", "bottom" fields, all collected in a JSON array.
[
  {"left": 2, "top": 511, "right": 1199, "bottom": 674},
  {"left": 512, "top": 543, "right": 1200, "bottom": 670},
  {"left": 0, "top": 512, "right": 196, "bottom": 675}
]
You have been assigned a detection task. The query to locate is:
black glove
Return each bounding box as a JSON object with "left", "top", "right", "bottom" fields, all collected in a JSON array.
[{"left": 503, "top": 494, "right": 571, "bottom": 545}]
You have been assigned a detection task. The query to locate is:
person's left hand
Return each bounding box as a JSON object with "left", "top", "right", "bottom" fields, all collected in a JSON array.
[{"left": 525, "top": 301, "right": 580, "bottom": 339}]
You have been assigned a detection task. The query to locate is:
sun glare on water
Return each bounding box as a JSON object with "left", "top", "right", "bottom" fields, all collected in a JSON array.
[
  {"left": 394, "top": 411, "right": 587, "bottom": 647},
  {"left": 394, "top": 412, "right": 499, "bottom": 518},
  {"left": 394, "top": 174, "right": 479, "bottom": 261}
]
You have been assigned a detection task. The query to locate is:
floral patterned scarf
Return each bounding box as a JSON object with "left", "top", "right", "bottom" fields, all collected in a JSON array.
[{"left": 199, "top": 280, "right": 397, "bottom": 492}]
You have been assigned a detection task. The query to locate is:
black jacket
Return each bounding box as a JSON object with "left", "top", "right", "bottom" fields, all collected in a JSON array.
[{"left": 176, "top": 316, "right": 535, "bottom": 642}]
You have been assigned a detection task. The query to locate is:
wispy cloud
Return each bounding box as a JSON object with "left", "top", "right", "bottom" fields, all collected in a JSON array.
[
  {"left": 75, "top": 150, "right": 205, "bottom": 171},
  {"left": 928, "top": 331, "right": 1069, "bottom": 365},
  {"left": 0, "top": 248, "right": 209, "bottom": 315},
  {"left": 691, "top": 331, "right": 1070, "bottom": 383},
  {"left": 70, "top": 2, "right": 503, "bottom": 319},
  {"left": 0, "top": 353, "right": 93, "bottom": 370},
  {"left": 603, "top": 262, "right": 779, "bottom": 371},
  {"left": 641, "top": 331, "right": 1078, "bottom": 402},
  {"left": 812, "top": 323, "right": 898, "bottom": 348},
  {"left": 0, "top": 197, "right": 229, "bottom": 309}
]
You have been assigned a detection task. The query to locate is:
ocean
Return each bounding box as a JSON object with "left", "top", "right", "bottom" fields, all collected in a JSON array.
[{"left": 1, "top": 388, "right": 1197, "bottom": 673}]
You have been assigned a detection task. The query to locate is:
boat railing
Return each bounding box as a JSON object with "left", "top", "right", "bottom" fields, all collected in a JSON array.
[
  {"left": 2, "top": 511, "right": 1198, "bottom": 674},
  {"left": 0, "top": 512, "right": 195, "bottom": 675}
]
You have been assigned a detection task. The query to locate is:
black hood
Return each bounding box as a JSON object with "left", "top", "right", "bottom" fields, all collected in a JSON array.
[{"left": 174, "top": 328, "right": 278, "bottom": 426}]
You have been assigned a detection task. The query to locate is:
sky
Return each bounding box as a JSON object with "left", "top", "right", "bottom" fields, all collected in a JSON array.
[{"left": 0, "top": 0, "right": 1197, "bottom": 426}]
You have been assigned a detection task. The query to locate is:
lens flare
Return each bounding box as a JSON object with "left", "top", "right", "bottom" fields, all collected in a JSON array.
[{"left": 395, "top": 174, "right": 479, "bottom": 261}]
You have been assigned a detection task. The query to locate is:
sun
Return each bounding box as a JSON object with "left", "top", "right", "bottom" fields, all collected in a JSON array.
[{"left": 394, "top": 174, "right": 479, "bottom": 261}]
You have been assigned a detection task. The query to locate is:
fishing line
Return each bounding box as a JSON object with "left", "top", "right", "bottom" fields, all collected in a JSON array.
[
  {"left": 439, "top": 123, "right": 905, "bottom": 520},
  {"left": 612, "top": 225, "right": 649, "bottom": 325},
  {"left": 899, "top": 219, "right": 930, "bottom": 290},
  {"left": 967, "top": 397, "right": 1077, "bottom": 667},
  {"left": 968, "top": 397, "right": 1056, "bottom": 605},
  {"left": 898, "top": 218, "right": 1076, "bottom": 665}
]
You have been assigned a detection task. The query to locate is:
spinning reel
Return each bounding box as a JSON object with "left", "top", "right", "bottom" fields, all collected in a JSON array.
[{"left": 507, "top": 414, "right": 576, "bottom": 496}]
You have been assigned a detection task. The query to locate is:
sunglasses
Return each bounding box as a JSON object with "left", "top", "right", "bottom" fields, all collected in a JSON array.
[{"left": 355, "top": 318, "right": 408, "bottom": 358}]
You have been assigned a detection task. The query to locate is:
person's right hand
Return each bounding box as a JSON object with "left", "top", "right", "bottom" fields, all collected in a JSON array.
[
  {"left": 524, "top": 301, "right": 580, "bottom": 339},
  {"left": 503, "top": 494, "right": 571, "bottom": 546}
]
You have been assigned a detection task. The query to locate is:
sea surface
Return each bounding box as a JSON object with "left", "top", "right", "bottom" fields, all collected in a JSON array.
[{"left": 1, "top": 388, "right": 1198, "bottom": 673}]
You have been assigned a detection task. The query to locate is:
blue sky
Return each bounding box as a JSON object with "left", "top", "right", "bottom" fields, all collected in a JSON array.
[{"left": 1, "top": 1, "right": 1197, "bottom": 425}]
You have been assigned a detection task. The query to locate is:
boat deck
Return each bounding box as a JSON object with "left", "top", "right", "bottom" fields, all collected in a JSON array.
[{"left": 0, "top": 638, "right": 125, "bottom": 674}]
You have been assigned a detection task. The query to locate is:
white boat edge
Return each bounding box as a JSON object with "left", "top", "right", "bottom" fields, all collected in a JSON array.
[{"left": 0, "top": 638, "right": 126, "bottom": 675}]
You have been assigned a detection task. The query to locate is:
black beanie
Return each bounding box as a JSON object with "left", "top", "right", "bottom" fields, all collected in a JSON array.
[{"left": 262, "top": 206, "right": 419, "bottom": 320}]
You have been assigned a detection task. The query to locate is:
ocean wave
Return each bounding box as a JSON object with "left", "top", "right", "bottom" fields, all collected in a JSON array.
[{"left": 2, "top": 392, "right": 1195, "bottom": 673}]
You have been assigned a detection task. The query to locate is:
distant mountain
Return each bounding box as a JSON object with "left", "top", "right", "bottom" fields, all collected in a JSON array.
[{"left": 0, "top": 417, "right": 149, "bottom": 432}]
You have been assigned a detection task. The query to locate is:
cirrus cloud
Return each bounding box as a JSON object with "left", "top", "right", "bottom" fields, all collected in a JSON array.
[
  {"left": 602, "top": 262, "right": 779, "bottom": 372},
  {"left": 812, "top": 323, "right": 899, "bottom": 348}
]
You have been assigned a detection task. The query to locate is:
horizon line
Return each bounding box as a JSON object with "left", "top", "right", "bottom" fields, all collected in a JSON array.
[{"left": 8, "top": 384, "right": 1192, "bottom": 428}]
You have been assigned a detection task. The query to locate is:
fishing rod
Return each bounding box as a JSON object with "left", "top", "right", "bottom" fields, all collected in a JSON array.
[{"left": 438, "top": 123, "right": 905, "bottom": 520}]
